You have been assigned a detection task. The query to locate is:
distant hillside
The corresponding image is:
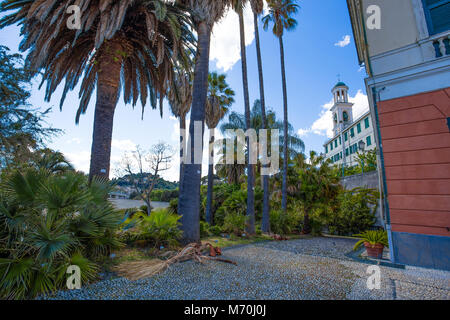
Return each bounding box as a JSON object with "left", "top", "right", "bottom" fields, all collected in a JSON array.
[{"left": 112, "top": 173, "right": 178, "bottom": 191}]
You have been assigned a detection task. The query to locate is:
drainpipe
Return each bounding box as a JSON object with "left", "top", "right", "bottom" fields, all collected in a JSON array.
[{"left": 358, "top": 0, "right": 395, "bottom": 262}]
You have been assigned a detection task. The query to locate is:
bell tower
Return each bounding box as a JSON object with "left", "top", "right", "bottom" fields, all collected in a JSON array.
[{"left": 330, "top": 82, "right": 354, "bottom": 136}]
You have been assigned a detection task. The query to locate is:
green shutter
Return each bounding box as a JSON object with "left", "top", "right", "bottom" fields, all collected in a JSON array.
[
  {"left": 344, "top": 132, "right": 348, "bottom": 141},
  {"left": 350, "top": 128, "right": 355, "bottom": 137},
  {"left": 364, "top": 117, "right": 370, "bottom": 129},
  {"left": 357, "top": 123, "right": 361, "bottom": 133},
  {"left": 366, "top": 136, "right": 372, "bottom": 146}
]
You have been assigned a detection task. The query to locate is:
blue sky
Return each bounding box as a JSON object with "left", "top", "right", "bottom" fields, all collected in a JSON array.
[{"left": 0, "top": 0, "right": 369, "bottom": 181}]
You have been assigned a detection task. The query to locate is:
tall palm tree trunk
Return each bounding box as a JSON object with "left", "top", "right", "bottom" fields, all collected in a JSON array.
[
  {"left": 279, "top": 34, "right": 289, "bottom": 212},
  {"left": 254, "top": 11, "right": 270, "bottom": 233},
  {"left": 179, "top": 114, "right": 186, "bottom": 195},
  {"left": 238, "top": 9, "right": 255, "bottom": 235},
  {"left": 205, "top": 129, "right": 215, "bottom": 225},
  {"left": 88, "top": 40, "right": 124, "bottom": 181},
  {"left": 179, "top": 22, "right": 211, "bottom": 243}
]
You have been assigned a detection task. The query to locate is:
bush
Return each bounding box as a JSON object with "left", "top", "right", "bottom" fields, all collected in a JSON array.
[
  {"left": 222, "top": 212, "right": 246, "bottom": 235},
  {"left": 122, "top": 209, "right": 182, "bottom": 248},
  {"left": 328, "top": 187, "right": 379, "bottom": 236},
  {"left": 200, "top": 221, "right": 211, "bottom": 238},
  {"left": 168, "top": 198, "right": 178, "bottom": 214},
  {"left": 269, "top": 209, "right": 301, "bottom": 235},
  {"left": 0, "top": 168, "right": 123, "bottom": 299}
]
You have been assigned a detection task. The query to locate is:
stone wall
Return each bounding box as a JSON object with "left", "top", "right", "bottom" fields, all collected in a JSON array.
[{"left": 340, "top": 170, "right": 384, "bottom": 226}]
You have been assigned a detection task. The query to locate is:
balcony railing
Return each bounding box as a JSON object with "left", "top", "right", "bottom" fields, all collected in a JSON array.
[{"left": 431, "top": 31, "right": 450, "bottom": 58}]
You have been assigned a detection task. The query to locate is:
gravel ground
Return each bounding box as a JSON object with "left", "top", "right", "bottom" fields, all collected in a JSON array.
[{"left": 41, "top": 237, "right": 450, "bottom": 300}]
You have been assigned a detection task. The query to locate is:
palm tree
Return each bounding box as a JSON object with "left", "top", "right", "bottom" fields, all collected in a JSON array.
[
  {"left": 232, "top": 0, "right": 255, "bottom": 234},
  {"left": 249, "top": 0, "right": 270, "bottom": 232},
  {"left": 263, "top": 0, "right": 299, "bottom": 212},
  {"left": 168, "top": 71, "right": 193, "bottom": 194},
  {"left": 0, "top": 0, "right": 194, "bottom": 181},
  {"left": 176, "top": 0, "right": 232, "bottom": 243},
  {"left": 215, "top": 138, "right": 247, "bottom": 185},
  {"left": 205, "top": 72, "right": 235, "bottom": 225},
  {"left": 220, "top": 100, "right": 304, "bottom": 157}
]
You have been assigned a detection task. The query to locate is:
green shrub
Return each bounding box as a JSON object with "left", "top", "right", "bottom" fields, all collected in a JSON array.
[
  {"left": 0, "top": 168, "right": 123, "bottom": 299},
  {"left": 328, "top": 187, "right": 379, "bottom": 236},
  {"left": 269, "top": 209, "right": 301, "bottom": 235},
  {"left": 222, "top": 212, "right": 246, "bottom": 235},
  {"left": 200, "top": 221, "right": 211, "bottom": 238},
  {"left": 123, "top": 209, "right": 182, "bottom": 248},
  {"left": 209, "top": 225, "right": 222, "bottom": 236},
  {"left": 168, "top": 198, "right": 178, "bottom": 214}
]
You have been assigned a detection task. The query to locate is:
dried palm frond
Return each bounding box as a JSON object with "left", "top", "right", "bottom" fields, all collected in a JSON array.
[{"left": 114, "top": 242, "right": 236, "bottom": 281}]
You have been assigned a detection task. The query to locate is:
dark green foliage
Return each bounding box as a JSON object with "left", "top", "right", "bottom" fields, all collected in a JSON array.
[
  {"left": 328, "top": 187, "right": 379, "bottom": 236},
  {"left": 0, "top": 167, "right": 123, "bottom": 299},
  {"left": 120, "top": 209, "right": 182, "bottom": 248},
  {"left": 222, "top": 212, "right": 246, "bottom": 236},
  {"left": 269, "top": 208, "right": 301, "bottom": 235},
  {"left": 113, "top": 173, "right": 178, "bottom": 192},
  {"left": 150, "top": 189, "right": 179, "bottom": 202},
  {"left": 0, "top": 46, "right": 59, "bottom": 167}
]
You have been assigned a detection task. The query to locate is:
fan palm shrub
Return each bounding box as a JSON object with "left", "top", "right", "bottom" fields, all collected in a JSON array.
[
  {"left": 0, "top": 0, "right": 195, "bottom": 181},
  {"left": 0, "top": 168, "right": 123, "bottom": 299}
]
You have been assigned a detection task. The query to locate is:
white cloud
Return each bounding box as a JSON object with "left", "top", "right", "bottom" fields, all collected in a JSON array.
[
  {"left": 334, "top": 35, "right": 351, "bottom": 48},
  {"left": 299, "top": 90, "right": 369, "bottom": 139},
  {"left": 297, "top": 128, "right": 311, "bottom": 138},
  {"left": 111, "top": 139, "right": 137, "bottom": 152},
  {"left": 65, "top": 151, "right": 90, "bottom": 174},
  {"left": 210, "top": 4, "right": 255, "bottom": 71},
  {"left": 66, "top": 137, "right": 81, "bottom": 144}
]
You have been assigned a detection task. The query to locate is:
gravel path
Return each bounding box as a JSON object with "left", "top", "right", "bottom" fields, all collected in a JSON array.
[{"left": 42, "top": 237, "right": 450, "bottom": 300}]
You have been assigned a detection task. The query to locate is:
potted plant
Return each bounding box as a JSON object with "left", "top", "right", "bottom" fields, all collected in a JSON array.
[{"left": 353, "top": 230, "right": 389, "bottom": 259}]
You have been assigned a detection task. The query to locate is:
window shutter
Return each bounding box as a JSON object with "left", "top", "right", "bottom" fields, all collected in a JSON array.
[{"left": 422, "top": 0, "right": 450, "bottom": 35}]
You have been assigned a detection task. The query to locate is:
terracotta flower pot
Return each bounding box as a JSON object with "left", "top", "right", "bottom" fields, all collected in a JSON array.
[{"left": 364, "top": 242, "right": 384, "bottom": 259}]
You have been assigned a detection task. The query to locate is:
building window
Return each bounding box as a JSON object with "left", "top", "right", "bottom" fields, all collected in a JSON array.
[
  {"left": 331, "top": 143, "right": 333, "bottom": 151},
  {"left": 366, "top": 136, "right": 372, "bottom": 147},
  {"left": 350, "top": 128, "right": 355, "bottom": 137},
  {"left": 345, "top": 148, "right": 349, "bottom": 156},
  {"left": 364, "top": 117, "right": 370, "bottom": 129},
  {"left": 325, "top": 145, "right": 328, "bottom": 153},
  {"left": 422, "top": 0, "right": 450, "bottom": 35},
  {"left": 357, "top": 123, "right": 361, "bottom": 134},
  {"left": 344, "top": 132, "right": 348, "bottom": 141},
  {"left": 339, "top": 136, "right": 342, "bottom": 145},
  {"left": 335, "top": 140, "right": 338, "bottom": 148}
]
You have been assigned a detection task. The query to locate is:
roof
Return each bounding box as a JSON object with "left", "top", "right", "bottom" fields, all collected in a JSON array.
[{"left": 334, "top": 81, "right": 347, "bottom": 88}]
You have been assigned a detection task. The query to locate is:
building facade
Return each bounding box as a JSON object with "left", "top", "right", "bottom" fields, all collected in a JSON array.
[
  {"left": 347, "top": 0, "right": 450, "bottom": 270},
  {"left": 324, "top": 82, "right": 376, "bottom": 167}
]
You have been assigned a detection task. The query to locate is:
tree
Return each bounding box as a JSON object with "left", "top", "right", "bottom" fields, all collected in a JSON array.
[
  {"left": 117, "top": 143, "right": 174, "bottom": 216},
  {"left": 0, "top": 46, "right": 59, "bottom": 167},
  {"left": 251, "top": 0, "right": 269, "bottom": 232},
  {"left": 0, "top": 0, "right": 194, "bottom": 181},
  {"left": 263, "top": 0, "right": 300, "bottom": 212},
  {"left": 205, "top": 72, "right": 234, "bottom": 225},
  {"left": 176, "top": 0, "right": 232, "bottom": 243},
  {"left": 292, "top": 151, "right": 340, "bottom": 234},
  {"left": 231, "top": 0, "right": 256, "bottom": 234},
  {"left": 220, "top": 100, "right": 304, "bottom": 160},
  {"left": 215, "top": 137, "right": 247, "bottom": 185},
  {"left": 168, "top": 71, "right": 193, "bottom": 194}
]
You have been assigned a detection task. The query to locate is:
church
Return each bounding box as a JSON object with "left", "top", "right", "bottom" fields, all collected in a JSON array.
[{"left": 323, "top": 82, "right": 375, "bottom": 168}]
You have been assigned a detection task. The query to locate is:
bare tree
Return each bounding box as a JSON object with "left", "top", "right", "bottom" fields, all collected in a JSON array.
[{"left": 117, "top": 143, "right": 174, "bottom": 215}]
